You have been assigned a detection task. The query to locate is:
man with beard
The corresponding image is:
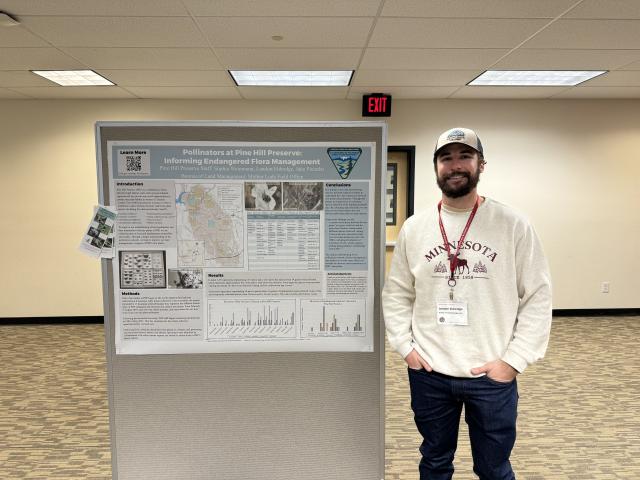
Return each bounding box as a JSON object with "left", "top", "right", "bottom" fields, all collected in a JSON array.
[{"left": 382, "top": 127, "right": 552, "bottom": 480}]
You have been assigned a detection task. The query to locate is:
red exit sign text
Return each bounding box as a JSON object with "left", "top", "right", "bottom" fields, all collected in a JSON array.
[{"left": 362, "top": 93, "right": 392, "bottom": 117}]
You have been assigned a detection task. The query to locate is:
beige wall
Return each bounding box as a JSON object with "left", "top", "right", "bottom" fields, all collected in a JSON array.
[{"left": 0, "top": 98, "right": 638, "bottom": 317}]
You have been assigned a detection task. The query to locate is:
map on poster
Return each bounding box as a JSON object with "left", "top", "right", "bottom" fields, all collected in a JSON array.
[
  {"left": 176, "top": 183, "right": 243, "bottom": 268},
  {"left": 107, "top": 141, "right": 376, "bottom": 354}
]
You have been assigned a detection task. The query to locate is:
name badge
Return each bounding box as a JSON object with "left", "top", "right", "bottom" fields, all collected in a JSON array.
[{"left": 436, "top": 301, "right": 468, "bottom": 326}]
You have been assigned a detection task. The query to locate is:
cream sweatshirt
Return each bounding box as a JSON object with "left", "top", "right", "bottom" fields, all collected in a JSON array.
[{"left": 382, "top": 197, "right": 552, "bottom": 377}]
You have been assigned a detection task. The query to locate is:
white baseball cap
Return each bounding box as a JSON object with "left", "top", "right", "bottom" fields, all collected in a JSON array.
[{"left": 434, "top": 127, "right": 484, "bottom": 159}]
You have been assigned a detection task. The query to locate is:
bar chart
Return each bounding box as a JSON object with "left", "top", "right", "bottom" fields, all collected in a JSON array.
[
  {"left": 207, "top": 299, "right": 296, "bottom": 340},
  {"left": 300, "top": 299, "right": 366, "bottom": 337}
]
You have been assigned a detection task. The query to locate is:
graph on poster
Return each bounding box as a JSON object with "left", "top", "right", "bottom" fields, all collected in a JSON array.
[
  {"left": 300, "top": 299, "right": 365, "bottom": 337},
  {"left": 207, "top": 299, "right": 296, "bottom": 340}
]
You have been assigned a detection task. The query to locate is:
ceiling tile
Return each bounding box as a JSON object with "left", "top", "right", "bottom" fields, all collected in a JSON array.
[
  {"left": 564, "top": 0, "right": 640, "bottom": 19},
  {"left": 381, "top": 0, "right": 578, "bottom": 18},
  {"left": 360, "top": 48, "right": 508, "bottom": 70},
  {"left": 0, "top": 26, "right": 48, "bottom": 47},
  {"left": 524, "top": 20, "right": 640, "bottom": 49},
  {"left": 22, "top": 16, "right": 207, "bottom": 47},
  {"left": 494, "top": 49, "right": 640, "bottom": 70},
  {"left": 62, "top": 48, "right": 223, "bottom": 70},
  {"left": 183, "top": 0, "right": 382, "bottom": 16},
  {"left": 0, "top": 48, "right": 85, "bottom": 70},
  {"left": 216, "top": 48, "right": 362, "bottom": 70},
  {"left": 124, "top": 86, "right": 241, "bottom": 98},
  {"left": 347, "top": 86, "right": 458, "bottom": 99},
  {"left": 352, "top": 70, "right": 479, "bottom": 87},
  {"left": 0, "top": 0, "right": 188, "bottom": 16},
  {"left": 10, "top": 86, "right": 137, "bottom": 99},
  {"left": 552, "top": 86, "right": 640, "bottom": 98},
  {"left": 370, "top": 18, "right": 549, "bottom": 48},
  {"left": 197, "top": 17, "right": 373, "bottom": 48},
  {"left": 579, "top": 71, "right": 640, "bottom": 87},
  {"left": 618, "top": 58, "right": 640, "bottom": 71},
  {"left": 0, "top": 87, "right": 30, "bottom": 99},
  {"left": 450, "top": 86, "right": 568, "bottom": 99},
  {"left": 0, "top": 71, "right": 55, "bottom": 87},
  {"left": 97, "top": 70, "right": 233, "bottom": 86},
  {"left": 239, "top": 86, "right": 348, "bottom": 99}
]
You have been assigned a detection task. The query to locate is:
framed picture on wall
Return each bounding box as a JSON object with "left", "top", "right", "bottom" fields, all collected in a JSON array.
[{"left": 386, "top": 164, "right": 397, "bottom": 225}]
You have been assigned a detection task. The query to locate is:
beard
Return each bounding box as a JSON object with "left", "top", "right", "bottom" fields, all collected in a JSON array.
[{"left": 436, "top": 168, "right": 481, "bottom": 198}]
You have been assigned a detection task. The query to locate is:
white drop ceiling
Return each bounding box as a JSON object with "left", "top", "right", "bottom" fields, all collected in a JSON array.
[{"left": 1, "top": 0, "right": 640, "bottom": 100}]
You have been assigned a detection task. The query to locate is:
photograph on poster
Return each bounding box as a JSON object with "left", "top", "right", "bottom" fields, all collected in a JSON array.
[
  {"left": 244, "top": 182, "right": 282, "bottom": 210},
  {"left": 91, "top": 237, "right": 105, "bottom": 249},
  {"left": 168, "top": 269, "right": 203, "bottom": 289},
  {"left": 283, "top": 182, "right": 324, "bottom": 211},
  {"left": 119, "top": 250, "right": 167, "bottom": 289}
]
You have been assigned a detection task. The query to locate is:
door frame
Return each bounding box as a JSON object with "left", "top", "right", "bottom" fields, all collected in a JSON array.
[{"left": 388, "top": 145, "right": 415, "bottom": 220}]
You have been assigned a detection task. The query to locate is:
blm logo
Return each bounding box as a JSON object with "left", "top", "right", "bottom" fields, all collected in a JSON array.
[{"left": 327, "top": 148, "right": 362, "bottom": 179}]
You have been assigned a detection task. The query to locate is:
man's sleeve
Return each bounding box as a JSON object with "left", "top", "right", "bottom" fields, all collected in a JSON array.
[
  {"left": 382, "top": 226, "right": 416, "bottom": 359},
  {"left": 502, "top": 222, "right": 552, "bottom": 373}
]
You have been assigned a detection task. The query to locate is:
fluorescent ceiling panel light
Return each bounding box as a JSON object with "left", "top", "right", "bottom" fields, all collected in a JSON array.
[
  {"left": 230, "top": 70, "right": 353, "bottom": 86},
  {"left": 31, "top": 70, "right": 114, "bottom": 86},
  {"left": 469, "top": 70, "right": 607, "bottom": 86}
]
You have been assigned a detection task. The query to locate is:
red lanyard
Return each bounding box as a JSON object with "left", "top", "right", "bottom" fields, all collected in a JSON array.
[{"left": 437, "top": 198, "right": 479, "bottom": 287}]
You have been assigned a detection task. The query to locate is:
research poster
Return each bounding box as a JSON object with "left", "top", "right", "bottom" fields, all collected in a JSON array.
[{"left": 107, "top": 141, "right": 376, "bottom": 354}]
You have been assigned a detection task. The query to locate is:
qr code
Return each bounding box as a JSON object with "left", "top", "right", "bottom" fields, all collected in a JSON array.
[
  {"left": 126, "top": 156, "right": 142, "bottom": 172},
  {"left": 117, "top": 148, "right": 150, "bottom": 176}
]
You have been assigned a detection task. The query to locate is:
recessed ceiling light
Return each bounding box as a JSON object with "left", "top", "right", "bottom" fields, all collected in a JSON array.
[
  {"left": 469, "top": 70, "right": 607, "bottom": 87},
  {"left": 229, "top": 70, "right": 354, "bottom": 87},
  {"left": 31, "top": 70, "right": 114, "bottom": 86},
  {"left": 271, "top": 35, "right": 284, "bottom": 41}
]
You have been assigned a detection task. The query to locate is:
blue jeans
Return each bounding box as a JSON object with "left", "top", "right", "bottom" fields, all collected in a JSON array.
[{"left": 407, "top": 368, "right": 518, "bottom": 480}]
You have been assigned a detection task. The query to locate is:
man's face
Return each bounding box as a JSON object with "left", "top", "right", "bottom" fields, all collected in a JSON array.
[{"left": 435, "top": 143, "right": 484, "bottom": 198}]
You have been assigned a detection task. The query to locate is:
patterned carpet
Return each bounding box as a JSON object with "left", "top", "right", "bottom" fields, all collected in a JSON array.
[
  {"left": 1, "top": 316, "right": 639, "bottom": 479},
  {"left": 0, "top": 324, "right": 110, "bottom": 480}
]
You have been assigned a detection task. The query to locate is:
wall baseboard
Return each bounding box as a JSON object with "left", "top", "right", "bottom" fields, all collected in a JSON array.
[
  {"left": 0, "top": 316, "right": 104, "bottom": 325},
  {"left": 1, "top": 310, "right": 639, "bottom": 325},
  {"left": 552, "top": 308, "right": 639, "bottom": 317}
]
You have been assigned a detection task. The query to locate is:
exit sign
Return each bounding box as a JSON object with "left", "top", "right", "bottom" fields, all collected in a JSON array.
[{"left": 362, "top": 93, "right": 392, "bottom": 117}]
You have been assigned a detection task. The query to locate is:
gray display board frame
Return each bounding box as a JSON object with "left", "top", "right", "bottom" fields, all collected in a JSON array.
[{"left": 96, "top": 121, "right": 387, "bottom": 480}]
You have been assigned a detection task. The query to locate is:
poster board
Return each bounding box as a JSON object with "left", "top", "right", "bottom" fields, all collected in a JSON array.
[{"left": 96, "top": 122, "right": 386, "bottom": 480}]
